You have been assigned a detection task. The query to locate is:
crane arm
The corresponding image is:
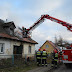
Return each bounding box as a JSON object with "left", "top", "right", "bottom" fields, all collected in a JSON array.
[{"left": 27, "top": 14, "right": 72, "bottom": 33}]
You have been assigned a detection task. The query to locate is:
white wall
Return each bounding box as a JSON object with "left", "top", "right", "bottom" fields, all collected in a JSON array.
[
  {"left": 0, "top": 39, "right": 21, "bottom": 59},
  {"left": 0, "top": 38, "right": 36, "bottom": 59},
  {"left": 0, "top": 39, "right": 11, "bottom": 58},
  {"left": 10, "top": 40, "right": 21, "bottom": 55},
  {"left": 22, "top": 43, "right": 35, "bottom": 57}
]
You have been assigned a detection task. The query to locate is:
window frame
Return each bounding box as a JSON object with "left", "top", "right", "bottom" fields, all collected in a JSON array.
[
  {"left": 10, "top": 28, "right": 13, "bottom": 35},
  {"left": 46, "top": 45, "right": 49, "bottom": 48},
  {"left": 0, "top": 43, "right": 4, "bottom": 54},
  {"left": 28, "top": 45, "right": 31, "bottom": 54}
]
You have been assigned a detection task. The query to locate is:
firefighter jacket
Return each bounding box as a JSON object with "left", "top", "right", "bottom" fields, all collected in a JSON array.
[
  {"left": 36, "top": 51, "right": 41, "bottom": 59},
  {"left": 42, "top": 51, "right": 47, "bottom": 59},
  {"left": 52, "top": 53, "right": 58, "bottom": 61},
  {"left": 54, "top": 53, "right": 58, "bottom": 61}
]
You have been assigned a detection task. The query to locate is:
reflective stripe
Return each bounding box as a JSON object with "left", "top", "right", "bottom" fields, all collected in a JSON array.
[
  {"left": 37, "top": 54, "right": 41, "bottom": 55},
  {"left": 42, "top": 53, "right": 46, "bottom": 55},
  {"left": 37, "top": 57, "right": 41, "bottom": 59},
  {"left": 54, "top": 59, "right": 58, "bottom": 61},
  {"left": 42, "top": 57, "right": 46, "bottom": 59},
  {"left": 42, "top": 51, "right": 47, "bottom": 56},
  {"left": 55, "top": 53, "right": 58, "bottom": 57},
  {"left": 42, "top": 64, "right": 44, "bottom": 65},
  {"left": 45, "top": 64, "right": 47, "bottom": 65},
  {"left": 36, "top": 51, "right": 41, "bottom": 59},
  {"left": 51, "top": 64, "right": 54, "bottom": 66},
  {"left": 36, "top": 51, "right": 41, "bottom": 55},
  {"left": 37, "top": 51, "right": 41, "bottom": 53}
]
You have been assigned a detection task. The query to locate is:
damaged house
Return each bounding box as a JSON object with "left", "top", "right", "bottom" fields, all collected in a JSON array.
[{"left": 0, "top": 19, "right": 38, "bottom": 59}]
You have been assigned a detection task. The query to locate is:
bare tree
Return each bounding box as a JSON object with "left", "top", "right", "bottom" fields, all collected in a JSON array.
[{"left": 54, "top": 35, "right": 70, "bottom": 49}]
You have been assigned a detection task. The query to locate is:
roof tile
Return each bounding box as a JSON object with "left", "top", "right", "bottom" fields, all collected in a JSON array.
[{"left": 0, "top": 33, "right": 38, "bottom": 44}]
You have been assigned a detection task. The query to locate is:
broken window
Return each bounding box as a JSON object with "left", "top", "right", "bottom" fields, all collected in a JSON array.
[{"left": 0, "top": 43, "right": 4, "bottom": 53}]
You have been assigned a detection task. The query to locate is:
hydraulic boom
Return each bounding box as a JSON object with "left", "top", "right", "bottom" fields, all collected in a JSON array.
[{"left": 22, "top": 14, "right": 72, "bottom": 37}]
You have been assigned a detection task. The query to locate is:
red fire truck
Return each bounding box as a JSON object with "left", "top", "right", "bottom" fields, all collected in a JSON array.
[{"left": 62, "top": 44, "right": 72, "bottom": 67}]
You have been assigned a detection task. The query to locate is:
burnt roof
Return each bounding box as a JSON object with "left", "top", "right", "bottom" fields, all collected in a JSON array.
[
  {"left": 0, "top": 33, "right": 38, "bottom": 44},
  {"left": 3, "top": 21, "right": 16, "bottom": 28}
]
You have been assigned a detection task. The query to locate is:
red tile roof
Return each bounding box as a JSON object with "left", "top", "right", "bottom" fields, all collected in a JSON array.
[
  {"left": 0, "top": 33, "right": 38, "bottom": 44},
  {"left": 47, "top": 40, "right": 59, "bottom": 50}
]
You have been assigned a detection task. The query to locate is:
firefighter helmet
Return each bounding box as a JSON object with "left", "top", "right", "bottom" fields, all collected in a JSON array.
[
  {"left": 43, "top": 49, "right": 45, "bottom": 51},
  {"left": 38, "top": 48, "right": 41, "bottom": 51},
  {"left": 22, "top": 26, "right": 24, "bottom": 28},
  {"left": 53, "top": 49, "right": 58, "bottom": 53}
]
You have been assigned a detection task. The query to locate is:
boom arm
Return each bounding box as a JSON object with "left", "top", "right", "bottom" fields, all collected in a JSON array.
[{"left": 27, "top": 14, "right": 72, "bottom": 33}]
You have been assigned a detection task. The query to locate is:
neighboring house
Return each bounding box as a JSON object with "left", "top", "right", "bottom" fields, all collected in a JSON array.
[
  {"left": 0, "top": 19, "right": 38, "bottom": 59},
  {"left": 40, "top": 40, "right": 59, "bottom": 53}
]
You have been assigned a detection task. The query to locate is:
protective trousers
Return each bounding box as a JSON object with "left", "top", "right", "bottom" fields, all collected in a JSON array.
[
  {"left": 42, "top": 59, "right": 47, "bottom": 66},
  {"left": 36, "top": 51, "right": 41, "bottom": 66},
  {"left": 42, "top": 51, "right": 47, "bottom": 66},
  {"left": 54, "top": 59, "right": 58, "bottom": 67},
  {"left": 51, "top": 59, "right": 54, "bottom": 67},
  {"left": 37, "top": 59, "right": 41, "bottom": 66},
  {"left": 54, "top": 53, "right": 58, "bottom": 67}
]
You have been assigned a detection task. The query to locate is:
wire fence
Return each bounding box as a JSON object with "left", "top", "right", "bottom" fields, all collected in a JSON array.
[{"left": 0, "top": 53, "right": 52, "bottom": 69}]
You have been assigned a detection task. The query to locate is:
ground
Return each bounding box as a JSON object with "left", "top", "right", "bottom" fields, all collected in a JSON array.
[
  {"left": 53, "top": 64, "right": 72, "bottom": 72},
  {"left": 2, "top": 57, "right": 72, "bottom": 72},
  {"left": 27, "top": 64, "right": 72, "bottom": 72},
  {"left": 27, "top": 64, "right": 51, "bottom": 72},
  {"left": 1, "top": 62, "right": 72, "bottom": 72},
  {"left": 0, "top": 56, "right": 51, "bottom": 72}
]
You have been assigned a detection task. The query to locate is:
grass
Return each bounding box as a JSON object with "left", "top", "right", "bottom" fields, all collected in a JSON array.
[
  {"left": 0, "top": 61, "right": 38, "bottom": 72},
  {"left": 0, "top": 56, "right": 52, "bottom": 72}
]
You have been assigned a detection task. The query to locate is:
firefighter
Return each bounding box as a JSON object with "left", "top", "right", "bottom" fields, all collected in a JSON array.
[
  {"left": 22, "top": 26, "right": 28, "bottom": 38},
  {"left": 36, "top": 49, "right": 42, "bottom": 66},
  {"left": 54, "top": 50, "right": 58, "bottom": 68},
  {"left": 51, "top": 51, "right": 55, "bottom": 67},
  {"left": 58, "top": 51, "right": 62, "bottom": 64},
  {"left": 51, "top": 49, "right": 58, "bottom": 68},
  {"left": 42, "top": 49, "right": 47, "bottom": 66}
]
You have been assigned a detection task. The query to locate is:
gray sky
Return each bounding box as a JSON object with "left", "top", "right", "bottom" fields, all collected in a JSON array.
[{"left": 0, "top": 0, "right": 72, "bottom": 50}]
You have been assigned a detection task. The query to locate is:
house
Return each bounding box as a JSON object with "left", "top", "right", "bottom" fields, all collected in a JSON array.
[
  {"left": 40, "top": 40, "right": 59, "bottom": 53},
  {"left": 0, "top": 19, "right": 38, "bottom": 59}
]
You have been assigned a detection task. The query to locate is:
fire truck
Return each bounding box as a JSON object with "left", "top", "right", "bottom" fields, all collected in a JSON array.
[
  {"left": 19, "top": 14, "right": 72, "bottom": 67},
  {"left": 62, "top": 45, "right": 72, "bottom": 67}
]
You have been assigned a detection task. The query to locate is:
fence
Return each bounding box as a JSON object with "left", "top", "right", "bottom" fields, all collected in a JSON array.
[
  {"left": 0, "top": 53, "right": 52, "bottom": 69},
  {"left": 0, "top": 54, "right": 36, "bottom": 69}
]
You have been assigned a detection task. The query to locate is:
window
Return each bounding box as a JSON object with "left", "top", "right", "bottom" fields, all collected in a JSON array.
[
  {"left": 46, "top": 45, "right": 49, "bottom": 48},
  {"left": 0, "top": 43, "right": 4, "bottom": 53},
  {"left": 10, "top": 28, "right": 13, "bottom": 35},
  {"left": 29, "top": 46, "right": 31, "bottom": 53}
]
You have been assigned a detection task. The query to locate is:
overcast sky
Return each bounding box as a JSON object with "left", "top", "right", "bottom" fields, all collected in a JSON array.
[{"left": 0, "top": 0, "right": 72, "bottom": 50}]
